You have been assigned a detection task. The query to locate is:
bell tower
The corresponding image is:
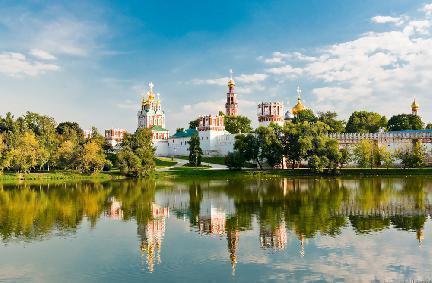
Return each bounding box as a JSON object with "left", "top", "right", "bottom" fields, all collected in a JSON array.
[{"left": 225, "top": 69, "right": 238, "bottom": 116}]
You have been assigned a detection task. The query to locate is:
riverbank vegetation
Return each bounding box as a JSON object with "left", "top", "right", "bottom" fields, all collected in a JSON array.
[
  {"left": 225, "top": 109, "right": 430, "bottom": 173},
  {"left": 0, "top": 112, "right": 155, "bottom": 179}
]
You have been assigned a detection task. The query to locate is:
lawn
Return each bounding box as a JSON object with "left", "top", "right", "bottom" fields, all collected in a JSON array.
[{"left": 155, "top": 157, "right": 178, "bottom": 168}]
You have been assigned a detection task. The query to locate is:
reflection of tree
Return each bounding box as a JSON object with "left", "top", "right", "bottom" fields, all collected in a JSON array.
[
  {"left": 188, "top": 183, "right": 202, "bottom": 226},
  {"left": 0, "top": 180, "right": 157, "bottom": 242},
  {"left": 1, "top": 175, "right": 431, "bottom": 269}
]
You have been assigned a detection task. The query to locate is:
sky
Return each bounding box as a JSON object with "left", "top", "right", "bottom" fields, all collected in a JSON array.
[{"left": 0, "top": 0, "right": 432, "bottom": 133}]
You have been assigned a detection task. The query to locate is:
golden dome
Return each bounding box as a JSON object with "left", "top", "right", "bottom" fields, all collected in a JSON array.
[
  {"left": 411, "top": 98, "right": 419, "bottom": 111},
  {"left": 228, "top": 79, "right": 235, "bottom": 87},
  {"left": 291, "top": 98, "right": 305, "bottom": 115}
]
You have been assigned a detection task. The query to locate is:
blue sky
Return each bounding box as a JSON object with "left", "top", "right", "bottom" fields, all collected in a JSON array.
[{"left": 0, "top": 0, "right": 432, "bottom": 132}]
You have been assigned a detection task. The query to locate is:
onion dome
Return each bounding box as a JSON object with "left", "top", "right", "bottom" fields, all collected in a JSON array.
[
  {"left": 292, "top": 85, "right": 305, "bottom": 115},
  {"left": 291, "top": 97, "right": 305, "bottom": 115},
  {"left": 228, "top": 69, "right": 235, "bottom": 88},
  {"left": 411, "top": 98, "right": 419, "bottom": 112},
  {"left": 284, "top": 109, "right": 294, "bottom": 120}
]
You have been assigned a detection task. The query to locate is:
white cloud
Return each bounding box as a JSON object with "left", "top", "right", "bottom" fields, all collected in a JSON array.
[
  {"left": 259, "top": 8, "right": 432, "bottom": 120},
  {"left": 265, "top": 64, "right": 304, "bottom": 76},
  {"left": 423, "top": 3, "right": 432, "bottom": 16},
  {"left": 29, "top": 49, "right": 57, "bottom": 60},
  {"left": 0, "top": 52, "right": 60, "bottom": 77},
  {"left": 260, "top": 51, "right": 316, "bottom": 65},
  {"left": 192, "top": 73, "right": 268, "bottom": 86},
  {"left": 371, "top": 16, "right": 404, "bottom": 25},
  {"left": 191, "top": 77, "right": 227, "bottom": 86},
  {"left": 236, "top": 73, "right": 268, "bottom": 83}
]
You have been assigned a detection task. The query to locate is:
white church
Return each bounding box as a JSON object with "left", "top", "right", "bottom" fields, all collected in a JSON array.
[{"left": 137, "top": 74, "right": 242, "bottom": 157}]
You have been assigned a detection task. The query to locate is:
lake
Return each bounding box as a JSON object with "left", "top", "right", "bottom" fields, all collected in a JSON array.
[{"left": 1, "top": 176, "right": 432, "bottom": 282}]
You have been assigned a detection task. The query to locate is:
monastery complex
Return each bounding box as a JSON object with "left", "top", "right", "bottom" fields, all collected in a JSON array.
[{"left": 104, "top": 71, "right": 432, "bottom": 158}]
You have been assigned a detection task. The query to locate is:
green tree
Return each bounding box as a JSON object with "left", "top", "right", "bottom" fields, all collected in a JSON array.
[
  {"left": 293, "top": 109, "right": 317, "bottom": 124},
  {"left": 234, "top": 133, "right": 262, "bottom": 169},
  {"left": 353, "top": 139, "right": 375, "bottom": 168},
  {"left": 117, "top": 147, "right": 142, "bottom": 177},
  {"left": 0, "top": 133, "right": 9, "bottom": 172},
  {"left": 281, "top": 121, "right": 329, "bottom": 169},
  {"left": 8, "top": 132, "right": 45, "bottom": 173},
  {"left": 396, "top": 141, "right": 426, "bottom": 168},
  {"left": 346, "top": 111, "right": 387, "bottom": 133},
  {"left": 224, "top": 115, "right": 252, "bottom": 134},
  {"left": 77, "top": 141, "right": 107, "bottom": 174},
  {"left": 256, "top": 124, "right": 283, "bottom": 168},
  {"left": 55, "top": 140, "right": 79, "bottom": 170},
  {"left": 188, "top": 133, "right": 203, "bottom": 166},
  {"left": 387, "top": 114, "right": 424, "bottom": 131},
  {"left": 225, "top": 151, "right": 245, "bottom": 170},
  {"left": 377, "top": 145, "right": 394, "bottom": 168},
  {"left": 339, "top": 147, "right": 351, "bottom": 168},
  {"left": 318, "top": 111, "right": 345, "bottom": 133},
  {"left": 189, "top": 119, "right": 200, "bottom": 129},
  {"left": 426, "top": 123, "right": 432, "bottom": 130},
  {"left": 306, "top": 136, "right": 341, "bottom": 173},
  {"left": 117, "top": 128, "right": 155, "bottom": 177},
  {"left": 24, "top": 112, "right": 58, "bottom": 170},
  {"left": 56, "top": 122, "right": 84, "bottom": 143}
]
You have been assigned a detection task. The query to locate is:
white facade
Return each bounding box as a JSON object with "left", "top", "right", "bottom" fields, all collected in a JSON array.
[{"left": 155, "top": 128, "right": 237, "bottom": 157}]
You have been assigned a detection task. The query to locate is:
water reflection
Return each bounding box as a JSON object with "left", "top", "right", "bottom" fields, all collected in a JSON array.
[{"left": 0, "top": 177, "right": 432, "bottom": 278}]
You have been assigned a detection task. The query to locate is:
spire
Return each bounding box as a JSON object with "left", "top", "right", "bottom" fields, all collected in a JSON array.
[
  {"left": 297, "top": 85, "right": 302, "bottom": 100},
  {"left": 147, "top": 82, "right": 155, "bottom": 101},
  {"left": 228, "top": 69, "right": 235, "bottom": 88},
  {"left": 292, "top": 85, "right": 305, "bottom": 115},
  {"left": 412, "top": 97, "right": 419, "bottom": 115}
]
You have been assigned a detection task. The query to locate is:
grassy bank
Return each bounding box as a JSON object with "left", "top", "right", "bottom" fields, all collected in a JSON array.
[
  {"left": 155, "top": 157, "right": 177, "bottom": 168},
  {"left": 157, "top": 167, "right": 432, "bottom": 179},
  {"left": 174, "top": 155, "right": 256, "bottom": 168},
  {"left": 0, "top": 170, "right": 126, "bottom": 181}
]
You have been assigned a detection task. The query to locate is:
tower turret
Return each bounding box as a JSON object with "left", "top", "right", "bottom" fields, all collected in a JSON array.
[
  {"left": 225, "top": 69, "right": 238, "bottom": 116},
  {"left": 411, "top": 97, "right": 419, "bottom": 115}
]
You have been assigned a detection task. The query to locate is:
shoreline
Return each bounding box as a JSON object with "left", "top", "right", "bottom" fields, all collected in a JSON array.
[
  {"left": 157, "top": 167, "right": 432, "bottom": 179},
  {"left": 0, "top": 171, "right": 126, "bottom": 181},
  {"left": 1, "top": 167, "right": 432, "bottom": 182}
]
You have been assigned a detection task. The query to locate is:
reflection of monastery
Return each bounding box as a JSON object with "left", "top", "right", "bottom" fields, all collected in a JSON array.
[{"left": 101, "top": 177, "right": 431, "bottom": 273}]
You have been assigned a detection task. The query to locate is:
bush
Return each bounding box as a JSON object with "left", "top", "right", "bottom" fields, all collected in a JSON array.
[{"left": 225, "top": 151, "right": 245, "bottom": 170}]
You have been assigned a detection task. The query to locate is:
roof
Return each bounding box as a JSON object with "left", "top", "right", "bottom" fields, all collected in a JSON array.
[
  {"left": 171, "top": 128, "right": 198, "bottom": 138},
  {"left": 151, "top": 125, "right": 169, "bottom": 132},
  {"left": 389, "top": 129, "right": 432, "bottom": 134}
]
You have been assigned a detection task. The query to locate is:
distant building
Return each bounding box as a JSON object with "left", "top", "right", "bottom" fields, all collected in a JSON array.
[
  {"left": 225, "top": 69, "right": 238, "bottom": 116},
  {"left": 83, "top": 129, "right": 93, "bottom": 139},
  {"left": 257, "top": 101, "right": 285, "bottom": 126},
  {"left": 105, "top": 128, "right": 127, "bottom": 147},
  {"left": 137, "top": 82, "right": 170, "bottom": 141}
]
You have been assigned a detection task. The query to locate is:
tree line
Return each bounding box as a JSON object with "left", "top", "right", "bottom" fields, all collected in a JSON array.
[
  {"left": 188, "top": 110, "right": 432, "bottom": 135},
  {"left": 0, "top": 112, "right": 155, "bottom": 176},
  {"left": 225, "top": 115, "right": 429, "bottom": 172}
]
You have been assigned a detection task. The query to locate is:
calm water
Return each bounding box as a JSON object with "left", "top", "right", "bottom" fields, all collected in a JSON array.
[{"left": 1, "top": 176, "right": 432, "bottom": 282}]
